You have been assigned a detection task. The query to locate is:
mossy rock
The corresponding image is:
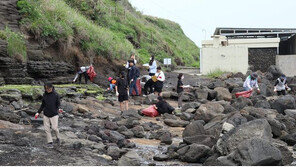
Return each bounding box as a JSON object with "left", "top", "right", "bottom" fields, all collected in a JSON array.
[
  {"left": 0, "top": 94, "right": 22, "bottom": 102},
  {"left": 32, "top": 88, "right": 43, "bottom": 100}
]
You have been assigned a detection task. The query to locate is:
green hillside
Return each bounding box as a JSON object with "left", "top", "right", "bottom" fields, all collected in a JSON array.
[{"left": 16, "top": 0, "right": 200, "bottom": 67}]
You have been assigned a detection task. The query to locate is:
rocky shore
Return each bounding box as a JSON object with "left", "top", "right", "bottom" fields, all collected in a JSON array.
[{"left": 0, "top": 66, "right": 296, "bottom": 165}]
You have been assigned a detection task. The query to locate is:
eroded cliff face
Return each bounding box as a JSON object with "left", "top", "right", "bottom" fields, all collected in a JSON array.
[{"left": 0, "top": 0, "right": 75, "bottom": 85}]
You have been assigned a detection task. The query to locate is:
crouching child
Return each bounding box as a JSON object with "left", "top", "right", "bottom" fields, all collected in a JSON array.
[{"left": 35, "top": 82, "right": 62, "bottom": 148}]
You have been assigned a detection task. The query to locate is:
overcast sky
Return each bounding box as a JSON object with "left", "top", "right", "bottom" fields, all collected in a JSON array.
[{"left": 128, "top": 0, "right": 296, "bottom": 47}]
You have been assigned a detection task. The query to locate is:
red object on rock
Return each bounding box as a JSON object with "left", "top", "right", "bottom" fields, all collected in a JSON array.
[
  {"left": 132, "top": 79, "right": 142, "bottom": 95},
  {"left": 142, "top": 105, "right": 159, "bottom": 117},
  {"left": 35, "top": 115, "right": 38, "bottom": 119},
  {"left": 235, "top": 90, "right": 253, "bottom": 98}
]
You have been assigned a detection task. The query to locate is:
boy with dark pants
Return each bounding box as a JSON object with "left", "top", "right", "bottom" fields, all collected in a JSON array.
[
  {"left": 35, "top": 82, "right": 62, "bottom": 148},
  {"left": 116, "top": 72, "right": 129, "bottom": 112},
  {"left": 128, "top": 61, "right": 140, "bottom": 96}
]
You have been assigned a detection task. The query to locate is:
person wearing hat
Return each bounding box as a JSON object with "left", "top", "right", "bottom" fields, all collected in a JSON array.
[
  {"left": 243, "top": 72, "right": 260, "bottom": 94},
  {"left": 274, "top": 74, "right": 290, "bottom": 96}
]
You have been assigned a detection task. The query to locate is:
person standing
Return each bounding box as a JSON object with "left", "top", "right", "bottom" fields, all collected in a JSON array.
[
  {"left": 177, "top": 73, "right": 185, "bottom": 108},
  {"left": 35, "top": 82, "right": 62, "bottom": 148},
  {"left": 129, "top": 60, "right": 140, "bottom": 96},
  {"left": 144, "top": 55, "right": 157, "bottom": 95},
  {"left": 154, "top": 66, "right": 165, "bottom": 96},
  {"left": 125, "top": 53, "right": 137, "bottom": 82},
  {"left": 116, "top": 72, "right": 129, "bottom": 112},
  {"left": 73, "top": 66, "right": 90, "bottom": 84},
  {"left": 274, "top": 74, "right": 289, "bottom": 96}
]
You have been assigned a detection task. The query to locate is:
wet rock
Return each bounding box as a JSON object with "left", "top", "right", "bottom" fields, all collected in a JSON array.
[
  {"left": 88, "top": 135, "right": 102, "bottom": 143},
  {"left": 153, "top": 154, "right": 170, "bottom": 161},
  {"left": 280, "top": 132, "right": 296, "bottom": 146},
  {"left": 181, "top": 102, "right": 201, "bottom": 112},
  {"left": 131, "top": 125, "right": 145, "bottom": 138},
  {"left": 217, "top": 119, "right": 272, "bottom": 155},
  {"left": 231, "top": 96, "right": 253, "bottom": 110},
  {"left": 182, "top": 120, "right": 205, "bottom": 138},
  {"left": 284, "top": 109, "right": 296, "bottom": 119},
  {"left": 178, "top": 144, "right": 211, "bottom": 163},
  {"left": 164, "top": 119, "right": 189, "bottom": 127},
  {"left": 233, "top": 138, "right": 282, "bottom": 166},
  {"left": 160, "top": 131, "right": 172, "bottom": 145},
  {"left": 214, "top": 87, "right": 232, "bottom": 101},
  {"left": 183, "top": 135, "right": 217, "bottom": 147},
  {"left": 118, "top": 151, "right": 141, "bottom": 166},
  {"left": 270, "top": 95, "right": 296, "bottom": 114}
]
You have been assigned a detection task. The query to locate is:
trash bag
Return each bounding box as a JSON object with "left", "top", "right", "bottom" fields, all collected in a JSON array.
[
  {"left": 142, "top": 105, "right": 159, "bottom": 117},
  {"left": 235, "top": 90, "right": 253, "bottom": 98}
]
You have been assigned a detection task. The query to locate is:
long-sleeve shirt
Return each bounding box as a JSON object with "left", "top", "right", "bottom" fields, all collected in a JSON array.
[
  {"left": 38, "top": 91, "right": 60, "bottom": 117},
  {"left": 155, "top": 71, "right": 165, "bottom": 82},
  {"left": 73, "top": 66, "right": 90, "bottom": 82},
  {"left": 129, "top": 66, "right": 139, "bottom": 80},
  {"left": 243, "top": 76, "right": 259, "bottom": 90},
  {"left": 149, "top": 61, "right": 157, "bottom": 74}
]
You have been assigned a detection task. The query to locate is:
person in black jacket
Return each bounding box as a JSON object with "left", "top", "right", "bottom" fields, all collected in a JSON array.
[
  {"left": 35, "top": 82, "right": 62, "bottom": 148},
  {"left": 116, "top": 71, "right": 129, "bottom": 112},
  {"left": 128, "top": 60, "right": 140, "bottom": 96},
  {"left": 154, "top": 96, "right": 175, "bottom": 115}
]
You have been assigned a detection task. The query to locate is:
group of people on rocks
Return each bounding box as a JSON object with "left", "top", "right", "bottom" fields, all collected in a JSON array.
[{"left": 243, "top": 72, "right": 291, "bottom": 96}]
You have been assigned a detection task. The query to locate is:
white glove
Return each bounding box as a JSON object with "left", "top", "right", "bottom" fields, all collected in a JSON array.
[
  {"left": 116, "top": 92, "right": 119, "bottom": 96},
  {"left": 274, "top": 88, "right": 277, "bottom": 92},
  {"left": 35, "top": 113, "right": 39, "bottom": 119},
  {"left": 287, "top": 87, "right": 291, "bottom": 91}
]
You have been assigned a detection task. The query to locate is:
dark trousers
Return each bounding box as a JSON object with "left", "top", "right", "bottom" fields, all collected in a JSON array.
[
  {"left": 129, "top": 78, "right": 139, "bottom": 95},
  {"left": 277, "top": 90, "right": 286, "bottom": 96},
  {"left": 144, "top": 79, "right": 154, "bottom": 95},
  {"left": 79, "top": 72, "right": 88, "bottom": 84}
]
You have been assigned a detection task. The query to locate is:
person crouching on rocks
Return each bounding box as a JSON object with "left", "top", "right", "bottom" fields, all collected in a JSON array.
[
  {"left": 154, "top": 96, "right": 174, "bottom": 115},
  {"left": 243, "top": 72, "right": 260, "bottom": 94},
  {"left": 35, "top": 82, "right": 62, "bottom": 149},
  {"left": 154, "top": 66, "right": 165, "bottom": 96},
  {"left": 107, "top": 77, "right": 117, "bottom": 91},
  {"left": 274, "top": 74, "right": 290, "bottom": 96},
  {"left": 73, "top": 66, "right": 90, "bottom": 84},
  {"left": 116, "top": 72, "right": 129, "bottom": 112}
]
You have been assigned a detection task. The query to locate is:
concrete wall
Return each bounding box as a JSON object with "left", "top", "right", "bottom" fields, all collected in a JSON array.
[
  {"left": 276, "top": 55, "right": 296, "bottom": 77},
  {"left": 201, "top": 46, "right": 248, "bottom": 74}
]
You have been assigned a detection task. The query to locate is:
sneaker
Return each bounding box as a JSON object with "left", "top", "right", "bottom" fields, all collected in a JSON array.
[
  {"left": 45, "top": 142, "right": 54, "bottom": 149},
  {"left": 55, "top": 138, "right": 60, "bottom": 145}
]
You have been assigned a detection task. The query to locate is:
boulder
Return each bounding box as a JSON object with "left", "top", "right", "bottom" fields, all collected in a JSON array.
[
  {"left": 181, "top": 102, "right": 201, "bottom": 112},
  {"left": 242, "top": 107, "right": 278, "bottom": 119},
  {"left": 118, "top": 151, "right": 141, "bottom": 166},
  {"left": 183, "top": 135, "right": 217, "bottom": 147},
  {"left": 0, "top": 109, "right": 21, "bottom": 123},
  {"left": 217, "top": 119, "right": 273, "bottom": 155},
  {"left": 178, "top": 144, "right": 211, "bottom": 163},
  {"left": 225, "top": 78, "right": 243, "bottom": 91},
  {"left": 207, "top": 80, "right": 226, "bottom": 89},
  {"left": 164, "top": 119, "right": 189, "bottom": 127},
  {"left": 284, "top": 109, "right": 296, "bottom": 119},
  {"left": 107, "top": 146, "right": 126, "bottom": 160},
  {"left": 270, "top": 95, "right": 296, "bottom": 114},
  {"left": 121, "top": 109, "right": 141, "bottom": 119},
  {"left": 103, "top": 120, "right": 118, "bottom": 130},
  {"left": 254, "top": 100, "right": 271, "bottom": 109},
  {"left": 231, "top": 96, "right": 253, "bottom": 110},
  {"left": 180, "top": 112, "right": 193, "bottom": 121},
  {"left": 77, "top": 105, "right": 88, "bottom": 113},
  {"left": 194, "top": 102, "right": 224, "bottom": 123},
  {"left": 0, "top": 94, "right": 21, "bottom": 102},
  {"left": 104, "top": 130, "right": 125, "bottom": 144},
  {"left": 182, "top": 120, "right": 206, "bottom": 138},
  {"left": 153, "top": 154, "right": 170, "bottom": 161},
  {"left": 226, "top": 113, "right": 247, "bottom": 127},
  {"left": 207, "top": 89, "right": 217, "bottom": 100},
  {"left": 233, "top": 138, "right": 282, "bottom": 166},
  {"left": 194, "top": 87, "right": 209, "bottom": 100},
  {"left": 160, "top": 131, "right": 172, "bottom": 145},
  {"left": 88, "top": 135, "right": 102, "bottom": 143},
  {"left": 268, "top": 119, "right": 285, "bottom": 138},
  {"left": 276, "top": 114, "right": 296, "bottom": 134},
  {"left": 214, "top": 87, "right": 232, "bottom": 101},
  {"left": 272, "top": 139, "right": 294, "bottom": 165},
  {"left": 280, "top": 132, "right": 296, "bottom": 146},
  {"left": 131, "top": 126, "right": 145, "bottom": 138},
  {"left": 267, "top": 65, "right": 283, "bottom": 80}
]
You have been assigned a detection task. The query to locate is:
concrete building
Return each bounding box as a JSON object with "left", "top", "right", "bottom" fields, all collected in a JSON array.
[{"left": 201, "top": 28, "right": 296, "bottom": 76}]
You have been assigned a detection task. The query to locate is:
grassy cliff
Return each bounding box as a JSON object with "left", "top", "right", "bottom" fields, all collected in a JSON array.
[{"left": 16, "top": 0, "right": 199, "bottom": 67}]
